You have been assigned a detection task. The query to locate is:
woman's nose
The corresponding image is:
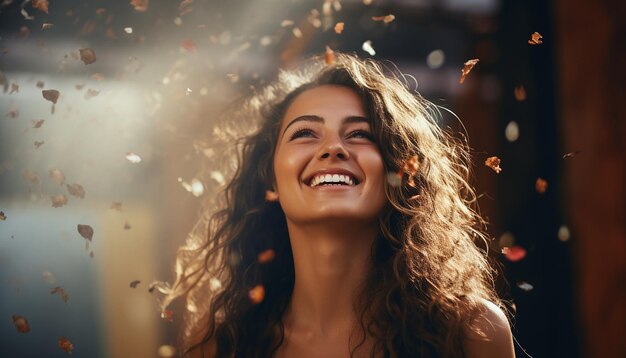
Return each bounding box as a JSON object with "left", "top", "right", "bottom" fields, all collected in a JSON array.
[{"left": 318, "top": 139, "right": 350, "bottom": 160}]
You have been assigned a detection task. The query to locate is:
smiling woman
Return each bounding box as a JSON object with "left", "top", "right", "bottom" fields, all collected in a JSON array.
[{"left": 161, "top": 53, "right": 515, "bottom": 357}]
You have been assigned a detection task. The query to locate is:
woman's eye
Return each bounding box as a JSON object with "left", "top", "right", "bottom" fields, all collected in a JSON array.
[
  {"left": 290, "top": 128, "right": 316, "bottom": 140},
  {"left": 347, "top": 130, "right": 373, "bottom": 140}
]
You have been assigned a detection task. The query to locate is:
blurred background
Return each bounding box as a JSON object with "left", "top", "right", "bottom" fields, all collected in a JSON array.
[{"left": 0, "top": 0, "right": 624, "bottom": 357}]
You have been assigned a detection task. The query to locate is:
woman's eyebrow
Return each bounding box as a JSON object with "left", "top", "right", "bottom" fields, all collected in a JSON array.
[{"left": 282, "top": 115, "right": 369, "bottom": 135}]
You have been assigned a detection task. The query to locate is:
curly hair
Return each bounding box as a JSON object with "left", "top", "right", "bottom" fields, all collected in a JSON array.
[{"left": 158, "top": 53, "right": 506, "bottom": 357}]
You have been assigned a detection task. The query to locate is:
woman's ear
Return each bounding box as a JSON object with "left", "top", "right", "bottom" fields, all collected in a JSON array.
[{"left": 265, "top": 189, "right": 279, "bottom": 202}]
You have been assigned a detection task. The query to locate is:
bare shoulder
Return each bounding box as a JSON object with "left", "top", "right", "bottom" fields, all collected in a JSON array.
[
  {"left": 186, "top": 339, "right": 217, "bottom": 358},
  {"left": 462, "top": 298, "right": 515, "bottom": 358}
]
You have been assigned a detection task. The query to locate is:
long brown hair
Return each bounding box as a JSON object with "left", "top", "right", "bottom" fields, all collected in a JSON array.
[{"left": 158, "top": 53, "right": 506, "bottom": 357}]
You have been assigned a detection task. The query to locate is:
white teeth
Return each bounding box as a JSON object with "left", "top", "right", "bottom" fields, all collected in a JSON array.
[{"left": 310, "top": 173, "right": 356, "bottom": 187}]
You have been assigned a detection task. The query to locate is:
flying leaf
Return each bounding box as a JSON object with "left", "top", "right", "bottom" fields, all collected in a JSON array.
[
  {"left": 12, "top": 315, "right": 30, "bottom": 333},
  {"left": 334, "top": 22, "right": 344, "bottom": 34},
  {"left": 258, "top": 249, "right": 275, "bottom": 264},
  {"left": 130, "top": 0, "right": 149, "bottom": 12},
  {"left": 42, "top": 89, "right": 60, "bottom": 104},
  {"left": 371, "top": 14, "right": 395, "bottom": 24},
  {"left": 77, "top": 224, "right": 94, "bottom": 241},
  {"left": 51, "top": 194, "right": 68, "bottom": 208},
  {"left": 485, "top": 156, "right": 502, "bottom": 174},
  {"left": 502, "top": 246, "right": 526, "bottom": 262},
  {"left": 79, "top": 48, "right": 96, "bottom": 65},
  {"left": 459, "top": 59, "right": 479, "bottom": 84},
  {"left": 58, "top": 336, "right": 74, "bottom": 354},
  {"left": 110, "top": 202, "right": 123, "bottom": 211},
  {"left": 535, "top": 178, "right": 548, "bottom": 194},
  {"left": 528, "top": 32, "right": 543, "bottom": 45},
  {"left": 66, "top": 183, "right": 86, "bottom": 198},
  {"left": 248, "top": 284, "right": 265, "bottom": 304},
  {"left": 32, "top": 0, "right": 49, "bottom": 14},
  {"left": 49, "top": 168, "right": 66, "bottom": 185},
  {"left": 50, "top": 286, "right": 69, "bottom": 303}
]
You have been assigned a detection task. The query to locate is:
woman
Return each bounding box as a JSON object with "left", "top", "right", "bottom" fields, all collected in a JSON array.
[{"left": 163, "top": 53, "right": 515, "bottom": 357}]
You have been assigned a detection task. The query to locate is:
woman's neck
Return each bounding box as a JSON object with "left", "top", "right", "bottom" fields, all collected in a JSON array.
[{"left": 282, "top": 219, "right": 378, "bottom": 339}]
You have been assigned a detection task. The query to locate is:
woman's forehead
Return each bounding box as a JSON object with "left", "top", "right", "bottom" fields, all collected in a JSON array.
[{"left": 280, "top": 85, "right": 367, "bottom": 127}]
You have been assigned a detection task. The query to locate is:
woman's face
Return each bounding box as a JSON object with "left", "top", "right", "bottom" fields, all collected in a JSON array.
[{"left": 273, "top": 85, "right": 387, "bottom": 225}]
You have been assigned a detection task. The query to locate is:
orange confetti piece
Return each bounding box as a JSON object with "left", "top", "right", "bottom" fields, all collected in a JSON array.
[
  {"left": 12, "top": 315, "right": 30, "bottom": 333},
  {"left": 130, "top": 0, "right": 149, "bottom": 12},
  {"left": 51, "top": 194, "right": 68, "bottom": 208},
  {"left": 66, "top": 183, "right": 86, "bottom": 198},
  {"left": 514, "top": 85, "right": 526, "bottom": 101},
  {"left": 77, "top": 224, "right": 94, "bottom": 241},
  {"left": 324, "top": 46, "right": 335, "bottom": 65},
  {"left": 182, "top": 39, "right": 197, "bottom": 52},
  {"left": 502, "top": 246, "right": 526, "bottom": 262},
  {"left": 50, "top": 286, "right": 69, "bottom": 303},
  {"left": 58, "top": 336, "right": 74, "bottom": 354},
  {"left": 459, "top": 59, "right": 479, "bottom": 84},
  {"left": 79, "top": 48, "right": 97, "bottom": 65},
  {"left": 248, "top": 284, "right": 265, "bottom": 304},
  {"left": 42, "top": 89, "right": 60, "bottom": 104},
  {"left": 528, "top": 32, "right": 543, "bottom": 45},
  {"left": 535, "top": 178, "right": 548, "bottom": 194},
  {"left": 485, "top": 156, "right": 502, "bottom": 174},
  {"left": 32, "top": 0, "right": 49, "bottom": 14},
  {"left": 161, "top": 309, "right": 174, "bottom": 321},
  {"left": 371, "top": 14, "right": 395, "bottom": 24},
  {"left": 258, "top": 249, "right": 275, "bottom": 264},
  {"left": 397, "top": 155, "right": 420, "bottom": 187},
  {"left": 334, "top": 22, "right": 344, "bottom": 34}
]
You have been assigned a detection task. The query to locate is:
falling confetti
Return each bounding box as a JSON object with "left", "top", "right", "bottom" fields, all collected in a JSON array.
[
  {"left": 130, "top": 280, "right": 141, "bottom": 288},
  {"left": 66, "top": 183, "right": 86, "bottom": 198},
  {"left": 123, "top": 221, "right": 131, "bottom": 230},
  {"left": 325, "top": 46, "right": 335, "bottom": 65},
  {"left": 505, "top": 121, "right": 519, "bottom": 142},
  {"left": 158, "top": 345, "right": 176, "bottom": 357},
  {"left": 79, "top": 48, "right": 97, "bottom": 65},
  {"left": 535, "top": 178, "right": 548, "bottom": 194},
  {"left": 77, "top": 224, "right": 94, "bottom": 241},
  {"left": 58, "top": 336, "right": 74, "bottom": 354},
  {"left": 558, "top": 225, "right": 571, "bottom": 242},
  {"left": 124, "top": 27, "right": 133, "bottom": 34},
  {"left": 12, "top": 315, "right": 30, "bottom": 333},
  {"left": 34, "top": 141, "right": 44, "bottom": 149},
  {"left": 49, "top": 169, "right": 66, "bottom": 185},
  {"left": 209, "top": 278, "right": 222, "bottom": 292},
  {"left": 182, "top": 39, "right": 197, "bottom": 52},
  {"left": 371, "top": 14, "right": 395, "bottom": 24},
  {"left": 280, "top": 20, "right": 294, "bottom": 27},
  {"left": 362, "top": 40, "right": 375, "bottom": 56},
  {"left": 10, "top": 83, "right": 19, "bottom": 94},
  {"left": 258, "top": 249, "right": 275, "bottom": 264},
  {"left": 51, "top": 195, "right": 68, "bottom": 208},
  {"left": 42, "top": 89, "right": 60, "bottom": 104},
  {"left": 23, "top": 170, "right": 41, "bottom": 185},
  {"left": 50, "top": 286, "right": 69, "bottom": 303},
  {"left": 85, "top": 89, "right": 100, "bottom": 99},
  {"left": 125, "top": 152, "right": 142, "bottom": 163},
  {"left": 130, "top": 0, "right": 149, "bottom": 12},
  {"left": 397, "top": 155, "right": 420, "bottom": 187},
  {"left": 42, "top": 23, "right": 54, "bottom": 30},
  {"left": 292, "top": 27, "right": 302, "bottom": 38},
  {"left": 32, "top": 119, "right": 45, "bottom": 128},
  {"left": 517, "top": 281, "right": 534, "bottom": 291},
  {"left": 562, "top": 151, "right": 581, "bottom": 159},
  {"left": 248, "top": 284, "right": 265, "bottom": 304},
  {"left": 42, "top": 271, "right": 57, "bottom": 284},
  {"left": 459, "top": 59, "right": 479, "bottom": 84},
  {"left": 32, "top": 0, "right": 49, "bottom": 14},
  {"left": 514, "top": 85, "right": 527, "bottom": 101},
  {"left": 485, "top": 156, "right": 502, "bottom": 174},
  {"left": 528, "top": 32, "right": 543, "bottom": 45},
  {"left": 502, "top": 246, "right": 526, "bottom": 262},
  {"left": 110, "top": 202, "right": 123, "bottom": 211},
  {"left": 36, "top": 81, "right": 45, "bottom": 88},
  {"left": 334, "top": 22, "right": 344, "bottom": 34},
  {"left": 0, "top": 211, "right": 6, "bottom": 220}
]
